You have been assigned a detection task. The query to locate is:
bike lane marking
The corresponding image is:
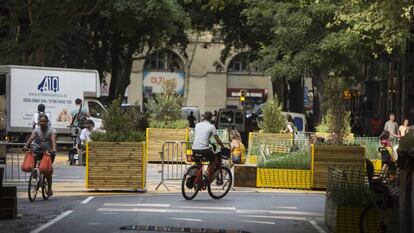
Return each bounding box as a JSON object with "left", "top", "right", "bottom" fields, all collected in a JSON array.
[
  {"left": 30, "top": 210, "right": 74, "bottom": 233},
  {"left": 81, "top": 196, "right": 94, "bottom": 204},
  {"left": 308, "top": 220, "right": 326, "bottom": 233}
]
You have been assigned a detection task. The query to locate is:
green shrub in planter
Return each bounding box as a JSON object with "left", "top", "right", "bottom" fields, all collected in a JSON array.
[
  {"left": 149, "top": 119, "right": 188, "bottom": 129},
  {"left": 91, "top": 98, "right": 145, "bottom": 142},
  {"left": 260, "top": 150, "right": 311, "bottom": 169}
]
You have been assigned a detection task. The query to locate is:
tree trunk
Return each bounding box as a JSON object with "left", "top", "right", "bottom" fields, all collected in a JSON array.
[
  {"left": 272, "top": 77, "right": 287, "bottom": 109},
  {"left": 288, "top": 78, "right": 304, "bottom": 113},
  {"left": 313, "top": 71, "right": 327, "bottom": 123},
  {"left": 108, "top": 32, "right": 120, "bottom": 101}
]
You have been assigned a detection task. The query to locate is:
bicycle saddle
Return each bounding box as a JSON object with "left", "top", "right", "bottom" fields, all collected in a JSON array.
[{"left": 192, "top": 153, "right": 209, "bottom": 162}]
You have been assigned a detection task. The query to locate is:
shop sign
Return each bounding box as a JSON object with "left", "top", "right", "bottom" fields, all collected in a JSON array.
[{"left": 143, "top": 71, "right": 185, "bottom": 95}]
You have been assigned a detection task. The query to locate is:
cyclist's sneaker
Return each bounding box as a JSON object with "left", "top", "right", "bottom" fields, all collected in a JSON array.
[
  {"left": 215, "top": 179, "right": 223, "bottom": 186},
  {"left": 186, "top": 176, "right": 195, "bottom": 189},
  {"left": 48, "top": 190, "right": 53, "bottom": 196}
]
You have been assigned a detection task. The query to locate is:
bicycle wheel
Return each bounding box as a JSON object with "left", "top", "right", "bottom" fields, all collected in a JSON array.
[
  {"left": 359, "top": 202, "right": 386, "bottom": 233},
  {"left": 208, "top": 166, "right": 232, "bottom": 199},
  {"left": 28, "top": 170, "right": 39, "bottom": 202},
  {"left": 41, "top": 175, "right": 50, "bottom": 200},
  {"left": 181, "top": 165, "right": 200, "bottom": 200}
]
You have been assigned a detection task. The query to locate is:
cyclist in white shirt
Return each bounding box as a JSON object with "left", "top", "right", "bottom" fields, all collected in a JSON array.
[{"left": 192, "top": 111, "right": 225, "bottom": 179}]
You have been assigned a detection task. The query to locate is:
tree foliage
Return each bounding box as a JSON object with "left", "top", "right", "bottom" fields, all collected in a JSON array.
[
  {"left": 146, "top": 82, "right": 184, "bottom": 127},
  {"left": 258, "top": 94, "right": 285, "bottom": 134}
]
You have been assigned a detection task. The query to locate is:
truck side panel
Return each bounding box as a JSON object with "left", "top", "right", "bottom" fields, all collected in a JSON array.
[{"left": 7, "top": 66, "right": 100, "bottom": 133}]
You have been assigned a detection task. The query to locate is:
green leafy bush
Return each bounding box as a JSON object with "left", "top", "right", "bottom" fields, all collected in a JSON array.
[
  {"left": 146, "top": 82, "right": 186, "bottom": 129},
  {"left": 149, "top": 119, "right": 188, "bottom": 129},
  {"left": 90, "top": 98, "right": 146, "bottom": 142},
  {"left": 258, "top": 95, "right": 285, "bottom": 133}
]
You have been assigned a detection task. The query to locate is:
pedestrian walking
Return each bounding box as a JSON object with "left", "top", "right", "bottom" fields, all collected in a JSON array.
[
  {"left": 399, "top": 119, "right": 410, "bottom": 137},
  {"left": 187, "top": 111, "right": 196, "bottom": 128},
  {"left": 384, "top": 113, "right": 399, "bottom": 139}
]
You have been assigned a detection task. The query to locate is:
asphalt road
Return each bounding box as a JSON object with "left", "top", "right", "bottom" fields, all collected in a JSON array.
[
  {"left": 2, "top": 156, "right": 329, "bottom": 233},
  {"left": 31, "top": 192, "right": 327, "bottom": 233}
]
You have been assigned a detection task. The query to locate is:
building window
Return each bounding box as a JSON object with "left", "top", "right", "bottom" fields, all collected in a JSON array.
[
  {"left": 144, "top": 50, "right": 184, "bottom": 72},
  {"left": 228, "top": 52, "right": 262, "bottom": 73}
]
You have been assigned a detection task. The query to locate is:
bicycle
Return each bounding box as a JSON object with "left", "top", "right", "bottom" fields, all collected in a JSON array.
[
  {"left": 359, "top": 158, "right": 399, "bottom": 233},
  {"left": 67, "top": 125, "right": 81, "bottom": 166},
  {"left": 181, "top": 146, "right": 232, "bottom": 200},
  {"left": 27, "top": 150, "right": 52, "bottom": 202}
]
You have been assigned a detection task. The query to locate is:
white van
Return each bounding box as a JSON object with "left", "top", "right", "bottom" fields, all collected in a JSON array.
[
  {"left": 181, "top": 107, "right": 201, "bottom": 123},
  {"left": 248, "top": 104, "right": 307, "bottom": 132}
]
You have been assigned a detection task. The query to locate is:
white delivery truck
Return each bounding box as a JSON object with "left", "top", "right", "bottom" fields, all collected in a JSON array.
[{"left": 0, "top": 65, "right": 106, "bottom": 143}]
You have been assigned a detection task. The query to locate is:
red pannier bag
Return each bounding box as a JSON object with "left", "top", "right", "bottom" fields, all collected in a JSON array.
[
  {"left": 39, "top": 153, "right": 53, "bottom": 175},
  {"left": 21, "top": 151, "right": 35, "bottom": 172}
]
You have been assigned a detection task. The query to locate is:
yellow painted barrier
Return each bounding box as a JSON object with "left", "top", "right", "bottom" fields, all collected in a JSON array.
[
  {"left": 256, "top": 168, "right": 312, "bottom": 189},
  {"left": 247, "top": 155, "right": 257, "bottom": 164}
]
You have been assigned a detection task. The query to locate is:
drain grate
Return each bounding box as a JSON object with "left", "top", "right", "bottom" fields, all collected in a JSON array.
[{"left": 120, "top": 225, "right": 250, "bottom": 233}]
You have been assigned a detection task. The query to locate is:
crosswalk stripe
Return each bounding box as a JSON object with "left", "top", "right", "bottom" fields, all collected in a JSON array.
[
  {"left": 236, "top": 209, "right": 323, "bottom": 217},
  {"left": 167, "top": 217, "right": 203, "bottom": 222},
  {"left": 240, "top": 215, "right": 309, "bottom": 221},
  {"left": 269, "top": 206, "right": 298, "bottom": 210},
  {"left": 241, "top": 220, "right": 275, "bottom": 225},
  {"left": 97, "top": 207, "right": 230, "bottom": 214},
  {"left": 174, "top": 206, "right": 236, "bottom": 211},
  {"left": 103, "top": 203, "right": 171, "bottom": 207}
]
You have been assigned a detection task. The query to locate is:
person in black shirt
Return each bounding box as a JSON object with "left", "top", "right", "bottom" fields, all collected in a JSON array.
[{"left": 187, "top": 111, "right": 196, "bottom": 128}]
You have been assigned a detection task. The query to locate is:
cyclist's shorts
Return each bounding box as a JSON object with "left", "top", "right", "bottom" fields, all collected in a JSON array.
[
  {"left": 34, "top": 151, "right": 56, "bottom": 163},
  {"left": 192, "top": 149, "right": 215, "bottom": 162}
]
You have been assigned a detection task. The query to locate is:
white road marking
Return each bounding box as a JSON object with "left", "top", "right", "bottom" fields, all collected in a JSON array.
[
  {"left": 241, "top": 220, "right": 275, "bottom": 225},
  {"left": 236, "top": 209, "right": 323, "bottom": 217},
  {"left": 309, "top": 220, "right": 327, "bottom": 233},
  {"left": 81, "top": 196, "right": 94, "bottom": 204},
  {"left": 103, "top": 203, "right": 171, "bottom": 207},
  {"left": 30, "top": 210, "right": 73, "bottom": 233},
  {"left": 167, "top": 217, "right": 203, "bottom": 222},
  {"left": 175, "top": 206, "right": 236, "bottom": 211},
  {"left": 97, "top": 207, "right": 229, "bottom": 214},
  {"left": 241, "top": 215, "right": 309, "bottom": 221},
  {"left": 269, "top": 206, "right": 298, "bottom": 210}
]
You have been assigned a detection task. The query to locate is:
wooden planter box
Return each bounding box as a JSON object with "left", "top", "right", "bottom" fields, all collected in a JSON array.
[
  {"left": 312, "top": 145, "right": 365, "bottom": 190},
  {"left": 146, "top": 128, "right": 188, "bottom": 162},
  {"left": 234, "top": 164, "right": 257, "bottom": 188},
  {"left": 86, "top": 142, "right": 146, "bottom": 191}
]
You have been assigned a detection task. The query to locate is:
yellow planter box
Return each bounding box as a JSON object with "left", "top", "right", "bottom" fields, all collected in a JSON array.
[
  {"left": 256, "top": 168, "right": 312, "bottom": 189},
  {"left": 326, "top": 199, "right": 378, "bottom": 233},
  {"left": 246, "top": 155, "right": 257, "bottom": 164},
  {"left": 86, "top": 141, "right": 146, "bottom": 191}
]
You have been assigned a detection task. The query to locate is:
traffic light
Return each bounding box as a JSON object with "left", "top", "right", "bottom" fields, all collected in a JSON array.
[{"left": 240, "top": 90, "right": 246, "bottom": 102}]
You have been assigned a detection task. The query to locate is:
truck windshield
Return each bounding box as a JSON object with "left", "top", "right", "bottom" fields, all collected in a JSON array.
[
  {"left": 88, "top": 101, "right": 105, "bottom": 118},
  {"left": 219, "top": 110, "right": 234, "bottom": 124}
]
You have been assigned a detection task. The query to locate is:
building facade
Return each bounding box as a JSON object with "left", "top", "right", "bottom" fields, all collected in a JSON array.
[{"left": 124, "top": 33, "right": 273, "bottom": 114}]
